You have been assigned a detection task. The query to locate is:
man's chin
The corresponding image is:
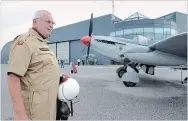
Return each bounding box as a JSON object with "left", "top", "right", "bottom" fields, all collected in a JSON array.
[
  {"left": 47, "top": 33, "right": 52, "bottom": 37},
  {"left": 46, "top": 32, "right": 52, "bottom": 37}
]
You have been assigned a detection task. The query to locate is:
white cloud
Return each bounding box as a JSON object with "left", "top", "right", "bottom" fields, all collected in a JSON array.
[{"left": 0, "top": 0, "right": 187, "bottom": 49}]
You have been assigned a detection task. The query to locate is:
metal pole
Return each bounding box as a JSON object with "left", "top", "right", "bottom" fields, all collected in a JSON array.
[
  {"left": 112, "top": 0, "right": 114, "bottom": 16},
  {"left": 181, "top": 65, "right": 183, "bottom": 84}
]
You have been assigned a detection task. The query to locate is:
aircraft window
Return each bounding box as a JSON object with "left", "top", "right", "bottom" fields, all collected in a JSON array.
[
  {"left": 144, "top": 27, "right": 154, "bottom": 33},
  {"left": 124, "top": 34, "right": 134, "bottom": 39},
  {"left": 95, "top": 39, "right": 115, "bottom": 45},
  {"left": 124, "top": 29, "right": 133, "bottom": 34},
  {"left": 116, "top": 30, "right": 123, "bottom": 36},
  {"left": 134, "top": 28, "right": 143, "bottom": 35}
]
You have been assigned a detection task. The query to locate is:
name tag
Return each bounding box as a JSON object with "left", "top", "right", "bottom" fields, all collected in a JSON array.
[{"left": 39, "top": 48, "right": 49, "bottom": 51}]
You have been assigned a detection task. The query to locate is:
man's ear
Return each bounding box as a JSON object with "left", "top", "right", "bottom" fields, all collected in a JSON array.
[
  {"left": 33, "top": 19, "right": 36, "bottom": 23},
  {"left": 33, "top": 19, "right": 38, "bottom": 27}
]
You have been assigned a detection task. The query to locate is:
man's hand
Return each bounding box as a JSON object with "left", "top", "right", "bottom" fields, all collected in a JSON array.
[{"left": 7, "top": 73, "right": 29, "bottom": 120}]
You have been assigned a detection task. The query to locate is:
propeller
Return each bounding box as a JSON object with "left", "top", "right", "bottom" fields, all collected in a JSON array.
[{"left": 80, "top": 13, "right": 93, "bottom": 64}]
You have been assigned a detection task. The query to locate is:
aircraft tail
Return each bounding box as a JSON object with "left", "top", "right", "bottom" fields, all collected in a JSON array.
[{"left": 149, "top": 32, "right": 187, "bottom": 58}]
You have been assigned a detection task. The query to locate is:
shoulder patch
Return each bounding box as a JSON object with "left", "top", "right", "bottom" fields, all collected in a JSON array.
[{"left": 17, "top": 41, "right": 24, "bottom": 45}]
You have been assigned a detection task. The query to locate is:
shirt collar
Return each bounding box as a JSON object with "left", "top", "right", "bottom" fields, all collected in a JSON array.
[{"left": 28, "top": 28, "right": 48, "bottom": 42}]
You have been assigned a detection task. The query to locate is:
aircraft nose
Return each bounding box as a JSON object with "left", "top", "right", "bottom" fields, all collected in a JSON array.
[{"left": 80, "top": 36, "right": 91, "bottom": 46}]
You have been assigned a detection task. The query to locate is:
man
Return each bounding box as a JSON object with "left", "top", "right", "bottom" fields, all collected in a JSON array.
[
  {"left": 60, "top": 59, "right": 65, "bottom": 68},
  {"left": 82, "top": 59, "right": 85, "bottom": 66},
  {"left": 7, "top": 10, "right": 60, "bottom": 120},
  {"left": 77, "top": 58, "right": 80, "bottom": 66}
]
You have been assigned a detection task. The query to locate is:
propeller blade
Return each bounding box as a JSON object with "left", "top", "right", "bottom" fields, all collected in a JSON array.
[
  {"left": 81, "top": 47, "right": 86, "bottom": 52},
  {"left": 89, "top": 13, "right": 93, "bottom": 36},
  {"left": 86, "top": 46, "right": 90, "bottom": 64},
  {"left": 87, "top": 46, "right": 90, "bottom": 57},
  {"left": 85, "top": 13, "right": 93, "bottom": 64}
]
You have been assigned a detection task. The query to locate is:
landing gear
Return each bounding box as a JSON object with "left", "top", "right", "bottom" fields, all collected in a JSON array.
[
  {"left": 182, "top": 77, "right": 187, "bottom": 84},
  {"left": 116, "top": 63, "right": 139, "bottom": 87},
  {"left": 116, "top": 66, "right": 127, "bottom": 78},
  {"left": 123, "top": 81, "right": 137, "bottom": 87},
  {"left": 180, "top": 65, "right": 187, "bottom": 84},
  {"left": 184, "top": 77, "right": 187, "bottom": 83}
]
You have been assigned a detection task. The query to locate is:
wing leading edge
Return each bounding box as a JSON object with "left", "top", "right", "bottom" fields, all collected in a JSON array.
[{"left": 149, "top": 32, "right": 187, "bottom": 58}]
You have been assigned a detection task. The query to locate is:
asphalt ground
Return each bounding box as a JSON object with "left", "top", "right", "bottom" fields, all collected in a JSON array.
[{"left": 1, "top": 64, "right": 187, "bottom": 120}]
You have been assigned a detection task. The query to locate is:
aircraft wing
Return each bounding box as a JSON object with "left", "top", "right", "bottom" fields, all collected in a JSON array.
[{"left": 149, "top": 32, "right": 187, "bottom": 58}]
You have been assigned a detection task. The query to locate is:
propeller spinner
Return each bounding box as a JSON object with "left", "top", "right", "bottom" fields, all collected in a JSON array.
[{"left": 80, "top": 36, "right": 91, "bottom": 46}]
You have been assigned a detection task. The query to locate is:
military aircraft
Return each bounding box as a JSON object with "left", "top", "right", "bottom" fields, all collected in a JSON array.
[{"left": 80, "top": 13, "right": 187, "bottom": 87}]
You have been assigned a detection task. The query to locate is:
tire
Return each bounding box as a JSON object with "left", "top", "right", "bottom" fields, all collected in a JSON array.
[
  {"left": 61, "top": 116, "right": 69, "bottom": 120},
  {"left": 123, "top": 81, "right": 137, "bottom": 87},
  {"left": 184, "top": 77, "right": 187, "bottom": 83},
  {"left": 117, "top": 67, "right": 127, "bottom": 78},
  {"left": 118, "top": 70, "right": 126, "bottom": 78}
]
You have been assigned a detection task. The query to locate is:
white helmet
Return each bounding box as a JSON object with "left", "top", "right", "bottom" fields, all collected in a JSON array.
[{"left": 58, "top": 77, "right": 80, "bottom": 102}]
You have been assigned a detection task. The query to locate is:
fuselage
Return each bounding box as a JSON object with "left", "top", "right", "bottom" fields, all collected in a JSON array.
[{"left": 90, "top": 35, "right": 186, "bottom": 66}]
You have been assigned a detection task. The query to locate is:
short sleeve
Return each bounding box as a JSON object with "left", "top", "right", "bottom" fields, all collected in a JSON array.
[{"left": 8, "top": 41, "right": 32, "bottom": 77}]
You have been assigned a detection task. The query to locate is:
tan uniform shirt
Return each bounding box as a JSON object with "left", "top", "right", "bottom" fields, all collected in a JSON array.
[{"left": 8, "top": 28, "right": 60, "bottom": 120}]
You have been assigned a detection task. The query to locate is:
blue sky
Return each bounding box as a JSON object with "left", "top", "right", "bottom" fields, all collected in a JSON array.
[{"left": 0, "top": 1, "right": 187, "bottom": 49}]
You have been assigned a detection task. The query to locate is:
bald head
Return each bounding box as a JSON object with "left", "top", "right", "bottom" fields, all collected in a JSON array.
[{"left": 32, "top": 10, "right": 55, "bottom": 38}]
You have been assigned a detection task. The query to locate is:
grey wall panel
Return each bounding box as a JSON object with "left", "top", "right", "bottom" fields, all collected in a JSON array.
[
  {"left": 49, "top": 14, "right": 112, "bottom": 43},
  {"left": 57, "top": 42, "right": 69, "bottom": 63},
  {"left": 70, "top": 40, "right": 87, "bottom": 64},
  {"left": 48, "top": 43, "right": 57, "bottom": 57},
  {"left": 176, "top": 12, "right": 187, "bottom": 33}
]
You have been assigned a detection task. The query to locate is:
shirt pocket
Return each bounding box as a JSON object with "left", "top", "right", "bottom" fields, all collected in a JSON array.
[
  {"left": 37, "top": 50, "right": 54, "bottom": 66},
  {"left": 29, "top": 49, "right": 54, "bottom": 72}
]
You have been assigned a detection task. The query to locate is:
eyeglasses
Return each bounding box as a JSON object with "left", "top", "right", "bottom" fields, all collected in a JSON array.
[
  {"left": 35, "top": 18, "right": 56, "bottom": 25},
  {"left": 41, "top": 20, "right": 56, "bottom": 25}
]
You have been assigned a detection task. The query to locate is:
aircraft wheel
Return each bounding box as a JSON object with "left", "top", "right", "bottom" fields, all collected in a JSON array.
[
  {"left": 117, "top": 67, "right": 127, "bottom": 78},
  {"left": 123, "top": 81, "right": 137, "bottom": 87},
  {"left": 61, "top": 116, "right": 68, "bottom": 120},
  {"left": 117, "top": 69, "right": 126, "bottom": 78},
  {"left": 184, "top": 77, "right": 187, "bottom": 83}
]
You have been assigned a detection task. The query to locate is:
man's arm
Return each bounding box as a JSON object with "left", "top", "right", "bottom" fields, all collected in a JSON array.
[{"left": 7, "top": 73, "right": 29, "bottom": 120}]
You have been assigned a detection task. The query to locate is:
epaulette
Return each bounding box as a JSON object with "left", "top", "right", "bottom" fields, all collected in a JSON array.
[{"left": 13, "top": 35, "right": 21, "bottom": 40}]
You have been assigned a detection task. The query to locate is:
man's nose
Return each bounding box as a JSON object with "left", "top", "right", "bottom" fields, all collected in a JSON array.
[{"left": 49, "top": 23, "right": 53, "bottom": 28}]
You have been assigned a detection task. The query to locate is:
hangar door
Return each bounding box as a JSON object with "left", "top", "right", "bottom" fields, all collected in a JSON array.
[
  {"left": 57, "top": 42, "right": 69, "bottom": 64},
  {"left": 48, "top": 43, "right": 56, "bottom": 57}
]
